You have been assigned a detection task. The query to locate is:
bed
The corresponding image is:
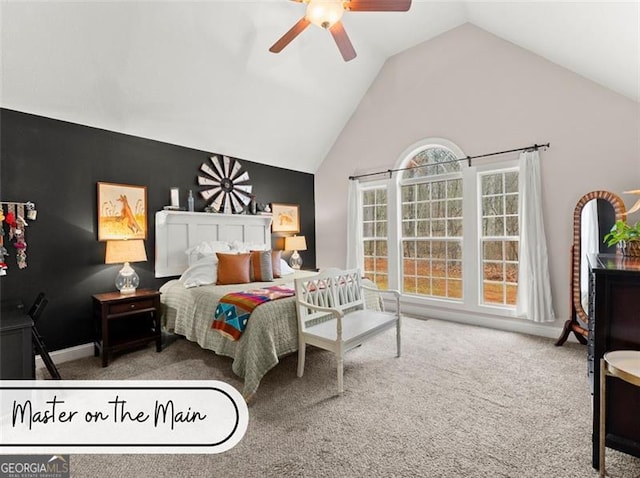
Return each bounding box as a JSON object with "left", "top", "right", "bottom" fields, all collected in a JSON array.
[{"left": 155, "top": 210, "right": 319, "bottom": 400}]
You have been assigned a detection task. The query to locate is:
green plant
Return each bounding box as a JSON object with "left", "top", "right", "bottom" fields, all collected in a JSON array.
[{"left": 604, "top": 220, "right": 640, "bottom": 246}]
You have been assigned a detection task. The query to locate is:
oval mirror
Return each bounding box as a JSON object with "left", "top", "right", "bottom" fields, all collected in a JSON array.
[{"left": 556, "top": 190, "right": 626, "bottom": 346}]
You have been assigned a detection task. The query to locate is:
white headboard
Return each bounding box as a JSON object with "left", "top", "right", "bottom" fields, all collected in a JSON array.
[{"left": 155, "top": 211, "right": 272, "bottom": 278}]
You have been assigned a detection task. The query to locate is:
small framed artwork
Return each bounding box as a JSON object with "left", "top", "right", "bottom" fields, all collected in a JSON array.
[
  {"left": 271, "top": 203, "right": 300, "bottom": 233},
  {"left": 97, "top": 182, "right": 147, "bottom": 241}
]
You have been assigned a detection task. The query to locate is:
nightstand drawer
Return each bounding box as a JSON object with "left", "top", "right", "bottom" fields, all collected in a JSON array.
[{"left": 109, "top": 299, "right": 154, "bottom": 315}]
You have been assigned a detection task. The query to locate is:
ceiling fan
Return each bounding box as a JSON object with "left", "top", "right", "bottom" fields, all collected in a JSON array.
[{"left": 269, "top": 0, "right": 412, "bottom": 62}]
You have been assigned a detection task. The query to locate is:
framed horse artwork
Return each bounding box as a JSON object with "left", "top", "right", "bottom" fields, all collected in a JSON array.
[{"left": 97, "top": 182, "right": 147, "bottom": 241}]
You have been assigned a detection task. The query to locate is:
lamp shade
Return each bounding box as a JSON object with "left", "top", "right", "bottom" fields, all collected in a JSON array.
[
  {"left": 284, "top": 235, "right": 307, "bottom": 252},
  {"left": 105, "top": 239, "right": 147, "bottom": 264}
]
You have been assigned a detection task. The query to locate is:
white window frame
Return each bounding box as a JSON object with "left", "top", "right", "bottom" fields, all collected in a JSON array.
[
  {"left": 476, "top": 164, "right": 520, "bottom": 310},
  {"left": 360, "top": 181, "right": 390, "bottom": 289}
]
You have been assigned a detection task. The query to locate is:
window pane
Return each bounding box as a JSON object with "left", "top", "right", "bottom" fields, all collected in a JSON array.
[
  {"left": 403, "top": 203, "right": 415, "bottom": 219},
  {"left": 416, "top": 241, "right": 429, "bottom": 257},
  {"left": 447, "top": 243, "right": 462, "bottom": 261},
  {"left": 432, "top": 220, "right": 446, "bottom": 237},
  {"left": 363, "top": 222, "right": 374, "bottom": 237},
  {"left": 505, "top": 172, "right": 518, "bottom": 193},
  {"left": 404, "top": 259, "right": 416, "bottom": 275},
  {"left": 505, "top": 263, "right": 518, "bottom": 284},
  {"left": 416, "top": 220, "right": 429, "bottom": 237},
  {"left": 432, "top": 279, "right": 446, "bottom": 297},
  {"left": 376, "top": 222, "right": 387, "bottom": 236},
  {"left": 402, "top": 186, "right": 415, "bottom": 202},
  {"left": 363, "top": 206, "right": 375, "bottom": 221},
  {"left": 363, "top": 190, "right": 375, "bottom": 204},
  {"left": 447, "top": 219, "right": 462, "bottom": 237},
  {"left": 404, "top": 276, "right": 416, "bottom": 293},
  {"left": 447, "top": 261, "right": 462, "bottom": 279},
  {"left": 403, "top": 221, "right": 415, "bottom": 237},
  {"left": 403, "top": 241, "right": 416, "bottom": 258},
  {"left": 506, "top": 284, "right": 518, "bottom": 305},
  {"left": 483, "top": 282, "right": 504, "bottom": 304},
  {"left": 482, "top": 196, "right": 504, "bottom": 216},
  {"left": 416, "top": 259, "right": 430, "bottom": 276},
  {"left": 431, "top": 201, "right": 446, "bottom": 218},
  {"left": 431, "top": 241, "right": 446, "bottom": 259},
  {"left": 417, "top": 277, "right": 431, "bottom": 295},
  {"left": 505, "top": 194, "right": 518, "bottom": 215},
  {"left": 432, "top": 181, "right": 446, "bottom": 198},
  {"left": 432, "top": 260, "right": 445, "bottom": 277},
  {"left": 505, "top": 240, "right": 518, "bottom": 261},
  {"left": 505, "top": 216, "right": 519, "bottom": 236},
  {"left": 483, "top": 217, "right": 504, "bottom": 236},
  {"left": 416, "top": 202, "right": 430, "bottom": 219},
  {"left": 483, "top": 262, "right": 504, "bottom": 281},
  {"left": 447, "top": 199, "right": 462, "bottom": 217},
  {"left": 483, "top": 241, "right": 503, "bottom": 261},
  {"left": 363, "top": 241, "right": 374, "bottom": 256},
  {"left": 448, "top": 279, "right": 462, "bottom": 298},
  {"left": 417, "top": 183, "right": 430, "bottom": 201}
]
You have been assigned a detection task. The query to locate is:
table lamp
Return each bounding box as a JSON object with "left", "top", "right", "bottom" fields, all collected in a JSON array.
[
  {"left": 284, "top": 235, "right": 307, "bottom": 270},
  {"left": 105, "top": 239, "right": 147, "bottom": 294}
]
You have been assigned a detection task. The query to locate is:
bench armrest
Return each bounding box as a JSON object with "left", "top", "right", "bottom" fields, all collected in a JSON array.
[
  {"left": 361, "top": 284, "right": 400, "bottom": 298},
  {"left": 296, "top": 299, "right": 344, "bottom": 319},
  {"left": 361, "top": 284, "right": 401, "bottom": 313}
]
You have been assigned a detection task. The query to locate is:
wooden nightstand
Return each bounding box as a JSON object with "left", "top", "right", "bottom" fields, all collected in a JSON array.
[{"left": 92, "top": 289, "right": 162, "bottom": 367}]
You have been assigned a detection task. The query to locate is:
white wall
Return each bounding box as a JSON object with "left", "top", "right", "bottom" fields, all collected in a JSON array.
[{"left": 315, "top": 23, "right": 640, "bottom": 332}]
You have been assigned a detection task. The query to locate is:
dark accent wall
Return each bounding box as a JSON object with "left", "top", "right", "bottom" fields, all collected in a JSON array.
[{"left": 0, "top": 108, "right": 315, "bottom": 351}]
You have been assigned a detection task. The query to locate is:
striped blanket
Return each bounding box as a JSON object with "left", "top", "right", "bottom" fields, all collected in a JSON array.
[{"left": 212, "top": 285, "right": 295, "bottom": 341}]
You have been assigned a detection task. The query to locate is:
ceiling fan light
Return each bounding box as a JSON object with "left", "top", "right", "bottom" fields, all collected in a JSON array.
[{"left": 306, "top": 0, "right": 345, "bottom": 29}]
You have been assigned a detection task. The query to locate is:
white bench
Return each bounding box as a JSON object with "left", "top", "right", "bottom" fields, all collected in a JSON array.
[{"left": 294, "top": 268, "right": 401, "bottom": 394}]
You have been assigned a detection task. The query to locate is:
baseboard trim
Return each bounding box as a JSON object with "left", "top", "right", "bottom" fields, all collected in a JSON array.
[
  {"left": 35, "top": 343, "right": 94, "bottom": 371},
  {"left": 35, "top": 309, "right": 577, "bottom": 370},
  {"left": 399, "top": 302, "right": 578, "bottom": 343}
]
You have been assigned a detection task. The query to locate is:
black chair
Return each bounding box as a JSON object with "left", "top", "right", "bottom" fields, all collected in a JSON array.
[{"left": 28, "top": 293, "right": 61, "bottom": 380}]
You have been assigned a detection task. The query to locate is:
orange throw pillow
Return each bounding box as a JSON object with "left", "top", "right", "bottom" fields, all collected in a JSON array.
[{"left": 216, "top": 253, "right": 251, "bottom": 285}]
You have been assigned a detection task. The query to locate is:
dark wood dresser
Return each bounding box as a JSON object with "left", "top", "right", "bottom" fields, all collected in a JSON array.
[
  {"left": 588, "top": 253, "right": 640, "bottom": 469},
  {"left": 0, "top": 304, "right": 35, "bottom": 379}
]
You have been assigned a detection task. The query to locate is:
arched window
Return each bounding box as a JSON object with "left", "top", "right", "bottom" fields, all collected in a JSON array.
[{"left": 399, "top": 142, "right": 464, "bottom": 300}]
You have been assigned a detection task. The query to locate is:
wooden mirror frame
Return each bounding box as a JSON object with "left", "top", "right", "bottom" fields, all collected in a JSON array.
[{"left": 556, "top": 190, "right": 627, "bottom": 346}]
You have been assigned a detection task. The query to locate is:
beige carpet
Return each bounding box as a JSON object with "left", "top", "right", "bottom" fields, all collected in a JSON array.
[{"left": 49, "top": 318, "right": 640, "bottom": 478}]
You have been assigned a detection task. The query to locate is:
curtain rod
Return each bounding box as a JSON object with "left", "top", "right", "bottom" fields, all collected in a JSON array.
[{"left": 348, "top": 142, "right": 550, "bottom": 181}]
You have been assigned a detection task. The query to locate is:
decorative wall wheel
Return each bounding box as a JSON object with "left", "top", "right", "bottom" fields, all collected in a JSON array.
[{"left": 198, "top": 155, "right": 252, "bottom": 214}]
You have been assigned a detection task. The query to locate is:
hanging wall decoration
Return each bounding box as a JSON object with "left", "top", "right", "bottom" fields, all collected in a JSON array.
[
  {"left": 97, "top": 182, "right": 147, "bottom": 241},
  {"left": 197, "top": 155, "right": 252, "bottom": 214},
  {"left": 0, "top": 201, "right": 37, "bottom": 274}
]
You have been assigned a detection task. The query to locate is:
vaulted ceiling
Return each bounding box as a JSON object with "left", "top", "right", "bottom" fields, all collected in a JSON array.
[{"left": 1, "top": 1, "right": 638, "bottom": 174}]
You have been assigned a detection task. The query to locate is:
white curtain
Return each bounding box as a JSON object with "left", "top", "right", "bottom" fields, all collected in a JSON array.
[
  {"left": 346, "top": 179, "right": 363, "bottom": 271},
  {"left": 580, "top": 200, "right": 599, "bottom": 313},
  {"left": 515, "top": 150, "right": 555, "bottom": 322}
]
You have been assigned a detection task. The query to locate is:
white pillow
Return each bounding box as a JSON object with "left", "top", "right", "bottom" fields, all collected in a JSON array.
[
  {"left": 179, "top": 256, "right": 218, "bottom": 288},
  {"left": 230, "top": 240, "right": 268, "bottom": 253},
  {"left": 280, "top": 259, "right": 295, "bottom": 275},
  {"left": 185, "top": 241, "right": 232, "bottom": 265}
]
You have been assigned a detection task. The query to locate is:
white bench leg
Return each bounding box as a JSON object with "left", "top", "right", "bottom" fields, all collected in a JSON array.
[
  {"left": 297, "top": 342, "right": 306, "bottom": 378},
  {"left": 337, "top": 352, "right": 344, "bottom": 394}
]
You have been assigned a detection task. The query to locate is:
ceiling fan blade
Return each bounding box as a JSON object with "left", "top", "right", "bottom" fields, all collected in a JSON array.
[
  {"left": 346, "top": 0, "right": 412, "bottom": 12},
  {"left": 329, "top": 21, "right": 357, "bottom": 62},
  {"left": 269, "top": 17, "right": 311, "bottom": 53}
]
